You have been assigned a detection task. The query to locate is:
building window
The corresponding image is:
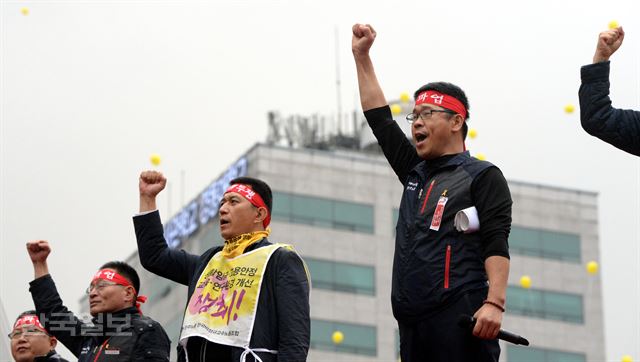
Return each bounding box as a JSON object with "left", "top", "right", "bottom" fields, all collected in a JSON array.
[
  {"left": 272, "top": 191, "right": 374, "bottom": 233},
  {"left": 310, "top": 319, "right": 377, "bottom": 356},
  {"left": 305, "top": 258, "right": 375, "bottom": 296},
  {"left": 507, "top": 286, "right": 584, "bottom": 324},
  {"left": 507, "top": 345, "right": 586, "bottom": 362},
  {"left": 509, "top": 226, "right": 581, "bottom": 262}
]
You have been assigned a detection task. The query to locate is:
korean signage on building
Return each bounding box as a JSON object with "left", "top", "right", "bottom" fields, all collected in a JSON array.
[{"left": 164, "top": 157, "right": 248, "bottom": 248}]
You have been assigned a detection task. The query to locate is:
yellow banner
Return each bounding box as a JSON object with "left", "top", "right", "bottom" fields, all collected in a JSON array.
[{"left": 180, "top": 244, "right": 283, "bottom": 348}]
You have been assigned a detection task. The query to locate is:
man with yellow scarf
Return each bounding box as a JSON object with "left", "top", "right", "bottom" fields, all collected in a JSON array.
[{"left": 133, "top": 171, "right": 310, "bottom": 362}]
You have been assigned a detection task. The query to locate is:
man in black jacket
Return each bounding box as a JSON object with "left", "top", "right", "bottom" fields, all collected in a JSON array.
[
  {"left": 133, "top": 171, "right": 310, "bottom": 362},
  {"left": 579, "top": 26, "right": 640, "bottom": 156},
  {"left": 352, "top": 24, "right": 512, "bottom": 361},
  {"left": 9, "top": 310, "right": 69, "bottom": 362},
  {"left": 26, "top": 241, "right": 171, "bottom": 361}
]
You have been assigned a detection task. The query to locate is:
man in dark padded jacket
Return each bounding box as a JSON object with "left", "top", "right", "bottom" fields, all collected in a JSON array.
[
  {"left": 352, "top": 24, "right": 512, "bottom": 361},
  {"left": 133, "top": 171, "right": 310, "bottom": 362},
  {"left": 26, "top": 240, "right": 171, "bottom": 361},
  {"left": 579, "top": 26, "right": 639, "bottom": 156}
]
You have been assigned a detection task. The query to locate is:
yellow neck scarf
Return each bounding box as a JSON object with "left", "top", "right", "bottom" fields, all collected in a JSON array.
[{"left": 221, "top": 229, "right": 270, "bottom": 259}]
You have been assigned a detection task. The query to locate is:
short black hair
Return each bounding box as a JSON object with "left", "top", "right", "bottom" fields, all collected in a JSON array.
[
  {"left": 230, "top": 177, "right": 273, "bottom": 213},
  {"left": 99, "top": 261, "right": 141, "bottom": 303},
  {"left": 414, "top": 81, "right": 470, "bottom": 140}
]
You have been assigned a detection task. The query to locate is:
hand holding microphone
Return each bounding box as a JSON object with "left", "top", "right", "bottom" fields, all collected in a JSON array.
[{"left": 458, "top": 315, "right": 530, "bottom": 346}]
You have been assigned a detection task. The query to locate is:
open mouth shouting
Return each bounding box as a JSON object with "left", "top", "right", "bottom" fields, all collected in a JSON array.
[{"left": 414, "top": 131, "right": 428, "bottom": 147}]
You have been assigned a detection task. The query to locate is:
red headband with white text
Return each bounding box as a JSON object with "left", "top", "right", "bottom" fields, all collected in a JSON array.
[
  {"left": 92, "top": 269, "right": 147, "bottom": 314},
  {"left": 13, "top": 314, "right": 46, "bottom": 333},
  {"left": 415, "top": 90, "right": 467, "bottom": 119},
  {"left": 225, "top": 184, "right": 271, "bottom": 228}
]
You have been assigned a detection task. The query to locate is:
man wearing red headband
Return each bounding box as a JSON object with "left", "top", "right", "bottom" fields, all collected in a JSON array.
[
  {"left": 26, "top": 241, "right": 171, "bottom": 361},
  {"left": 352, "top": 24, "right": 512, "bottom": 361},
  {"left": 579, "top": 26, "right": 639, "bottom": 156},
  {"left": 134, "top": 171, "right": 310, "bottom": 362},
  {"left": 9, "top": 311, "right": 68, "bottom": 362}
]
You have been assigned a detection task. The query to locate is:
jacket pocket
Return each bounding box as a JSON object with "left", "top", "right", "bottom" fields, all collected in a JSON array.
[{"left": 444, "top": 244, "right": 451, "bottom": 289}]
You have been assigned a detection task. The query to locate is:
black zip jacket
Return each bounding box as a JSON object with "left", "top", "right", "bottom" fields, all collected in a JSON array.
[
  {"left": 364, "top": 105, "right": 512, "bottom": 322},
  {"left": 29, "top": 275, "right": 171, "bottom": 361},
  {"left": 34, "top": 350, "right": 70, "bottom": 362},
  {"left": 579, "top": 61, "right": 640, "bottom": 156},
  {"left": 133, "top": 210, "right": 310, "bottom": 362}
]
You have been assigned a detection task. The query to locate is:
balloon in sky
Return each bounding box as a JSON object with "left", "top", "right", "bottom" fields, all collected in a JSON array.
[
  {"left": 520, "top": 275, "right": 532, "bottom": 289},
  {"left": 564, "top": 104, "right": 575, "bottom": 114},
  {"left": 150, "top": 154, "right": 162, "bottom": 166},
  {"left": 332, "top": 331, "right": 344, "bottom": 344}
]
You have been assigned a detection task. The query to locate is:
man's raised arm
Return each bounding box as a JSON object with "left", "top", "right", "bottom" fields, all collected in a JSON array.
[
  {"left": 134, "top": 171, "right": 199, "bottom": 285},
  {"left": 352, "top": 23, "right": 387, "bottom": 111},
  {"left": 579, "top": 27, "right": 640, "bottom": 156},
  {"left": 352, "top": 24, "right": 421, "bottom": 182}
]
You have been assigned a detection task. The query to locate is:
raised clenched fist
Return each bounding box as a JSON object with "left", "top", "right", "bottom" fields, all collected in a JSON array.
[
  {"left": 139, "top": 170, "right": 167, "bottom": 199},
  {"left": 26, "top": 240, "right": 51, "bottom": 264},
  {"left": 594, "top": 27, "right": 624, "bottom": 63},
  {"left": 352, "top": 23, "right": 377, "bottom": 57}
]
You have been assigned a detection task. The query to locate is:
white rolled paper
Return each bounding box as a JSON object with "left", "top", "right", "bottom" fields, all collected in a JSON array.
[{"left": 454, "top": 206, "right": 480, "bottom": 233}]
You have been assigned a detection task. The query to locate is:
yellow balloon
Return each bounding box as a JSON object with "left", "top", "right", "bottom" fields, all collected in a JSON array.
[
  {"left": 609, "top": 20, "right": 619, "bottom": 29},
  {"left": 622, "top": 355, "right": 633, "bottom": 362},
  {"left": 150, "top": 154, "right": 162, "bottom": 166},
  {"left": 390, "top": 104, "right": 402, "bottom": 115},
  {"left": 520, "top": 275, "right": 532, "bottom": 289},
  {"left": 564, "top": 104, "right": 575, "bottom": 114},
  {"left": 332, "top": 330, "right": 344, "bottom": 345},
  {"left": 586, "top": 261, "right": 599, "bottom": 274},
  {"left": 468, "top": 128, "right": 478, "bottom": 139},
  {"left": 475, "top": 153, "right": 486, "bottom": 161},
  {"left": 21, "top": 7, "right": 29, "bottom": 16},
  {"left": 400, "top": 92, "right": 411, "bottom": 103}
]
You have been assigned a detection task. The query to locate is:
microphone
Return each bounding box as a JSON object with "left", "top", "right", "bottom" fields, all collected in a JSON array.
[{"left": 457, "top": 315, "right": 529, "bottom": 346}]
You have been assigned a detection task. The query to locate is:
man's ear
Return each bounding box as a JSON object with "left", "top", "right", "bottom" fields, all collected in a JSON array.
[
  {"left": 254, "top": 207, "right": 268, "bottom": 224},
  {"left": 49, "top": 336, "right": 58, "bottom": 349},
  {"left": 124, "top": 285, "right": 136, "bottom": 305},
  {"left": 450, "top": 114, "right": 465, "bottom": 132}
]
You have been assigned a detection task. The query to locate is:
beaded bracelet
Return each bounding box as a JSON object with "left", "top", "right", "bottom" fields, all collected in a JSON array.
[{"left": 483, "top": 300, "right": 506, "bottom": 312}]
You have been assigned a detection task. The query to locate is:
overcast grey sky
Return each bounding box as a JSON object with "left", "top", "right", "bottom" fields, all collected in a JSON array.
[{"left": 1, "top": 0, "right": 639, "bottom": 360}]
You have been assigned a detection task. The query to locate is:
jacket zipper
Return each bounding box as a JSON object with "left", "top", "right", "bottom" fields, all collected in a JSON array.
[
  {"left": 444, "top": 245, "right": 451, "bottom": 289},
  {"left": 420, "top": 179, "right": 436, "bottom": 214},
  {"left": 92, "top": 339, "right": 109, "bottom": 362}
]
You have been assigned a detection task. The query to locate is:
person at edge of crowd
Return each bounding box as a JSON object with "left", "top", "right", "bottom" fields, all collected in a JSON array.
[
  {"left": 26, "top": 240, "right": 171, "bottom": 361},
  {"left": 579, "top": 26, "right": 640, "bottom": 156},
  {"left": 133, "top": 171, "right": 310, "bottom": 362},
  {"left": 351, "top": 23, "right": 512, "bottom": 361},
  {"left": 9, "top": 310, "right": 69, "bottom": 362}
]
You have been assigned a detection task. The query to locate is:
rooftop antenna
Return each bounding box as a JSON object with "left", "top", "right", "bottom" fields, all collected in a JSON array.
[{"left": 334, "top": 26, "right": 343, "bottom": 135}]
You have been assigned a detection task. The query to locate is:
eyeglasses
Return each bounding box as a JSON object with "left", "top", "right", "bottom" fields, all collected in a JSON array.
[
  {"left": 86, "top": 281, "right": 121, "bottom": 295},
  {"left": 8, "top": 327, "right": 47, "bottom": 340},
  {"left": 406, "top": 109, "right": 456, "bottom": 123}
]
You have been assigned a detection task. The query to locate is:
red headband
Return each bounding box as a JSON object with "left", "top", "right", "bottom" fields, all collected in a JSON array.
[
  {"left": 225, "top": 184, "right": 271, "bottom": 228},
  {"left": 415, "top": 90, "right": 467, "bottom": 119},
  {"left": 13, "top": 315, "right": 46, "bottom": 333},
  {"left": 92, "top": 269, "right": 147, "bottom": 314}
]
